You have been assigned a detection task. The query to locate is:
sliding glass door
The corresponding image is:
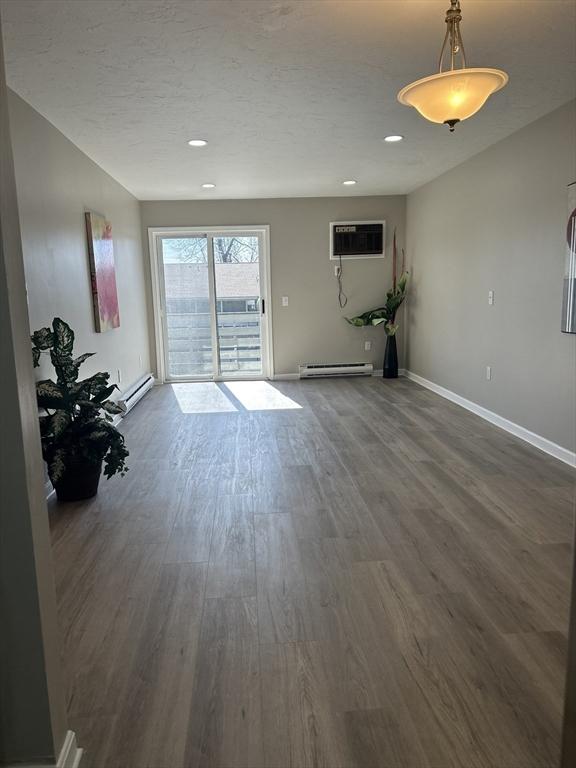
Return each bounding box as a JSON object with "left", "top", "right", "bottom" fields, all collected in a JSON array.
[
  {"left": 213, "top": 235, "right": 263, "bottom": 376},
  {"left": 152, "top": 228, "right": 270, "bottom": 381},
  {"left": 159, "top": 235, "right": 212, "bottom": 378}
]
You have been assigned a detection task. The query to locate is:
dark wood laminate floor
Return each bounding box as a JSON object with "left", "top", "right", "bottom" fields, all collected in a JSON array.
[{"left": 49, "top": 377, "right": 575, "bottom": 768}]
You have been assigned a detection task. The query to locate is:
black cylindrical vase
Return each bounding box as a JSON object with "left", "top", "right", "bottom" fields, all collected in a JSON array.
[{"left": 383, "top": 334, "right": 398, "bottom": 379}]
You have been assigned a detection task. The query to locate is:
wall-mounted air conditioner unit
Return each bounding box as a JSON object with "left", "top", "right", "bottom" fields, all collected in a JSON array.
[
  {"left": 299, "top": 362, "right": 374, "bottom": 378},
  {"left": 330, "top": 221, "right": 386, "bottom": 260}
]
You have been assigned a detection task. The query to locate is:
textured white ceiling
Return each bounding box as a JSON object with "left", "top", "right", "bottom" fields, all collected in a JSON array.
[{"left": 1, "top": 0, "right": 575, "bottom": 200}]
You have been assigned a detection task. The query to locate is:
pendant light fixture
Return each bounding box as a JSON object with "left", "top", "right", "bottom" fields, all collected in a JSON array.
[{"left": 397, "top": 0, "right": 508, "bottom": 131}]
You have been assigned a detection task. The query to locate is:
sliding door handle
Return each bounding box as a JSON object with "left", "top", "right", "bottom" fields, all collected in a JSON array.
[{"left": 261, "top": 298, "right": 265, "bottom": 315}]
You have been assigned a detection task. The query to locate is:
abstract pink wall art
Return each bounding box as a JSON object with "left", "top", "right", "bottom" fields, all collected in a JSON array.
[{"left": 85, "top": 211, "right": 120, "bottom": 332}]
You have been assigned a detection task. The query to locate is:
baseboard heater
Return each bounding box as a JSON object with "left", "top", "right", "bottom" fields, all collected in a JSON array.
[
  {"left": 299, "top": 362, "right": 373, "bottom": 378},
  {"left": 118, "top": 373, "right": 155, "bottom": 414}
]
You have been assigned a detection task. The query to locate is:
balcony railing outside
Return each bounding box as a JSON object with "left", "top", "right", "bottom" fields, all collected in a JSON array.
[{"left": 166, "top": 309, "right": 262, "bottom": 377}]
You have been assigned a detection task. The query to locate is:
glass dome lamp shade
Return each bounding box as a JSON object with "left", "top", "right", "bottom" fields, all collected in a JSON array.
[
  {"left": 398, "top": 68, "right": 508, "bottom": 127},
  {"left": 397, "top": 0, "right": 508, "bottom": 131}
]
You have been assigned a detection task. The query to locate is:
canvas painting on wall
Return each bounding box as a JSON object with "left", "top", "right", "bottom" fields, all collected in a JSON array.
[
  {"left": 562, "top": 182, "right": 576, "bottom": 334},
  {"left": 85, "top": 211, "right": 120, "bottom": 332}
]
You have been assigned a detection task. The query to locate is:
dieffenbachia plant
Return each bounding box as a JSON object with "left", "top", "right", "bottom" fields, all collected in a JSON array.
[{"left": 31, "top": 318, "right": 129, "bottom": 483}]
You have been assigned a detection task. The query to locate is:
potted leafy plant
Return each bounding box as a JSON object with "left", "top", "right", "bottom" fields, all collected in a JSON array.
[
  {"left": 31, "top": 317, "right": 129, "bottom": 501},
  {"left": 346, "top": 230, "right": 409, "bottom": 378}
]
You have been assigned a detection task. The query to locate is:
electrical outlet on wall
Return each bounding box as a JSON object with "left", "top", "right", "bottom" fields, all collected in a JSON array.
[
  {"left": 488, "top": 290, "right": 495, "bottom": 305},
  {"left": 364, "top": 341, "right": 372, "bottom": 351},
  {"left": 281, "top": 296, "right": 289, "bottom": 307},
  {"left": 486, "top": 365, "right": 492, "bottom": 381},
  {"left": 334, "top": 265, "right": 342, "bottom": 277}
]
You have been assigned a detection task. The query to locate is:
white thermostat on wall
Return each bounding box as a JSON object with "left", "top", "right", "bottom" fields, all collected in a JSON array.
[{"left": 329, "top": 220, "right": 386, "bottom": 260}]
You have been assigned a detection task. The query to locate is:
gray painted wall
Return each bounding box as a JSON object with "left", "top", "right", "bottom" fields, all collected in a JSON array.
[
  {"left": 406, "top": 100, "right": 576, "bottom": 452},
  {"left": 1, "top": 85, "right": 155, "bottom": 762},
  {"left": 8, "top": 90, "right": 151, "bottom": 394},
  {"left": 140, "top": 197, "right": 406, "bottom": 376},
  {"left": 0, "top": 19, "right": 67, "bottom": 764}
]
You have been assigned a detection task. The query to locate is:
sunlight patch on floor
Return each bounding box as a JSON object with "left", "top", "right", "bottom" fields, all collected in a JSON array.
[
  {"left": 223, "top": 381, "right": 302, "bottom": 411},
  {"left": 171, "top": 383, "right": 237, "bottom": 413}
]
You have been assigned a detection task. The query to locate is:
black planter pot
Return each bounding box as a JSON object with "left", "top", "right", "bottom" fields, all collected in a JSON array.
[
  {"left": 383, "top": 334, "right": 398, "bottom": 379},
  {"left": 53, "top": 460, "right": 102, "bottom": 502}
]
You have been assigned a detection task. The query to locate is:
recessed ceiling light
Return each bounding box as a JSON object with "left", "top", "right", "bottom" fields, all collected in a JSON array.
[
  {"left": 384, "top": 135, "right": 404, "bottom": 143},
  {"left": 201, "top": 183, "right": 216, "bottom": 189},
  {"left": 342, "top": 180, "right": 357, "bottom": 186},
  {"left": 188, "top": 139, "right": 208, "bottom": 147}
]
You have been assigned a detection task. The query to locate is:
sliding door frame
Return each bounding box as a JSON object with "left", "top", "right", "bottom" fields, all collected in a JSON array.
[{"left": 148, "top": 225, "right": 274, "bottom": 383}]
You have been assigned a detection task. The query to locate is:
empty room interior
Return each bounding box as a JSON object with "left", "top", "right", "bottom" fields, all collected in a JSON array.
[{"left": 1, "top": 1, "right": 576, "bottom": 767}]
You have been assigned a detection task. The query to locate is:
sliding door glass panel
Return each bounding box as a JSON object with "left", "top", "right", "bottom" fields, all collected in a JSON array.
[
  {"left": 159, "top": 236, "right": 213, "bottom": 378},
  {"left": 213, "top": 236, "right": 262, "bottom": 376}
]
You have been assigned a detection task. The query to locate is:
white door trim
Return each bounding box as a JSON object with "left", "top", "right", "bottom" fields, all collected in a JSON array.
[
  {"left": 206, "top": 234, "right": 220, "bottom": 377},
  {"left": 148, "top": 225, "right": 273, "bottom": 383},
  {"left": 148, "top": 228, "right": 168, "bottom": 384}
]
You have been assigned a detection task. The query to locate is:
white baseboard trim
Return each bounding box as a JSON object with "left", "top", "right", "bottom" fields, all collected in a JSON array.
[
  {"left": 373, "top": 368, "right": 407, "bottom": 377},
  {"left": 404, "top": 370, "right": 576, "bottom": 468},
  {"left": 57, "top": 731, "right": 83, "bottom": 768},
  {"left": 7, "top": 731, "right": 82, "bottom": 768}
]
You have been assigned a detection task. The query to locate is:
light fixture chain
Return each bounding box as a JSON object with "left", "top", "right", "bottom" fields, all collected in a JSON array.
[
  {"left": 456, "top": 16, "right": 467, "bottom": 68},
  {"left": 438, "top": 0, "right": 466, "bottom": 73},
  {"left": 438, "top": 24, "right": 451, "bottom": 73}
]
